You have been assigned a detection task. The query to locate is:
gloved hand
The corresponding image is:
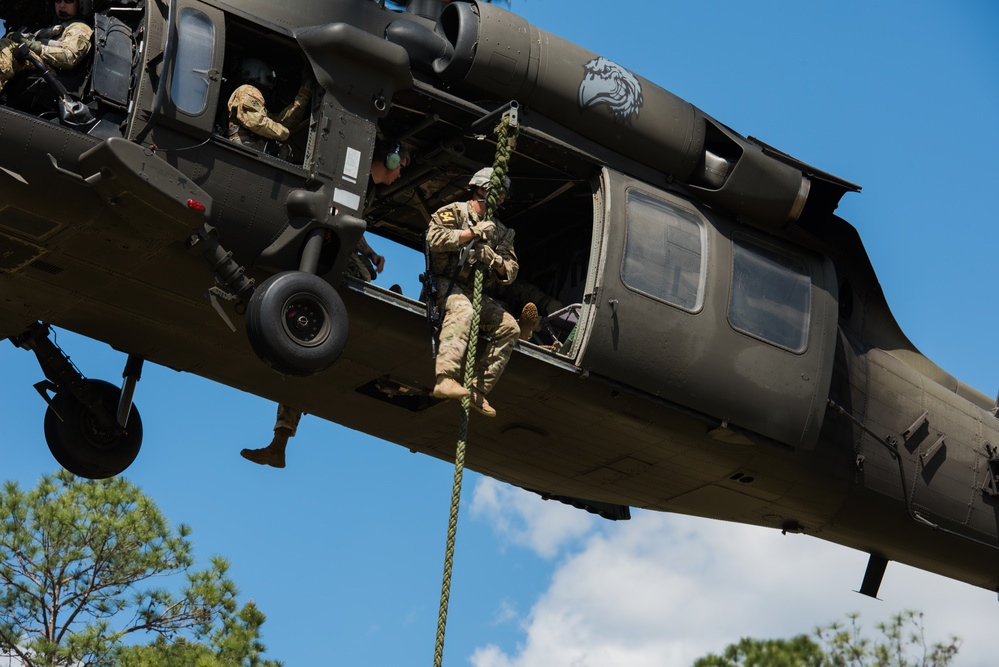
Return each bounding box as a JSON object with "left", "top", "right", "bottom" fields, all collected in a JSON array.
[
  {"left": 472, "top": 220, "right": 496, "bottom": 243},
  {"left": 469, "top": 244, "right": 502, "bottom": 270},
  {"left": 23, "top": 39, "right": 41, "bottom": 54}
]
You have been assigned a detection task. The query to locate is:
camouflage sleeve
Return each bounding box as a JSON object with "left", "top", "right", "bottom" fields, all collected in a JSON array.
[
  {"left": 37, "top": 21, "right": 91, "bottom": 70},
  {"left": 271, "top": 83, "right": 313, "bottom": 131},
  {"left": 231, "top": 85, "right": 291, "bottom": 141},
  {"left": 427, "top": 204, "right": 468, "bottom": 253},
  {"left": 494, "top": 225, "right": 518, "bottom": 285}
]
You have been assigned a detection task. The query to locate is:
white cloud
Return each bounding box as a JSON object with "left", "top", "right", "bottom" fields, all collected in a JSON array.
[
  {"left": 470, "top": 478, "right": 595, "bottom": 559},
  {"left": 491, "top": 600, "right": 519, "bottom": 626},
  {"left": 470, "top": 492, "right": 998, "bottom": 667}
]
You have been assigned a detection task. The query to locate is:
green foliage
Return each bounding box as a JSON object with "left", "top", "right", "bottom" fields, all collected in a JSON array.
[
  {"left": 693, "top": 611, "right": 961, "bottom": 667},
  {"left": 693, "top": 635, "right": 824, "bottom": 667},
  {"left": 816, "top": 611, "right": 960, "bottom": 667},
  {"left": 0, "top": 470, "right": 280, "bottom": 667},
  {"left": 118, "top": 601, "right": 282, "bottom": 667}
]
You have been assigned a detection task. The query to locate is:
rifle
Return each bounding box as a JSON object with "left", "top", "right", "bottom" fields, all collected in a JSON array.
[
  {"left": 419, "top": 232, "right": 443, "bottom": 357},
  {"left": 419, "top": 234, "right": 475, "bottom": 357}
]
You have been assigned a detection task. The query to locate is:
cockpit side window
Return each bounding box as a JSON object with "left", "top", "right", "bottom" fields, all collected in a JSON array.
[
  {"left": 170, "top": 8, "right": 215, "bottom": 115},
  {"left": 622, "top": 189, "right": 706, "bottom": 312},
  {"left": 729, "top": 236, "right": 810, "bottom": 352}
]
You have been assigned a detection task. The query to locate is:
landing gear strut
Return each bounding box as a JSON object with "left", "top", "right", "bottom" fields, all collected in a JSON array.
[
  {"left": 11, "top": 323, "right": 143, "bottom": 478},
  {"left": 189, "top": 222, "right": 349, "bottom": 377}
]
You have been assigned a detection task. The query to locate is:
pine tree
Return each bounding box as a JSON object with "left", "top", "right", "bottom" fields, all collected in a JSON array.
[{"left": 0, "top": 470, "right": 279, "bottom": 666}]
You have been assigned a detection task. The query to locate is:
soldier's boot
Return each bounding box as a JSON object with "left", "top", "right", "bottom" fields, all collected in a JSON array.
[
  {"left": 518, "top": 302, "right": 538, "bottom": 341},
  {"left": 469, "top": 388, "right": 497, "bottom": 418},
  {"left": 240, "top": 427, "right": 291, "bottom": 469},
  {"left": 433, "top": 375, "right": 469, "bottom": 400}
]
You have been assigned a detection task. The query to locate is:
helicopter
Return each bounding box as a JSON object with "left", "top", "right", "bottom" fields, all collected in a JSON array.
[{"left": 0, "top": 0, "right": 997, "bottom": 601}]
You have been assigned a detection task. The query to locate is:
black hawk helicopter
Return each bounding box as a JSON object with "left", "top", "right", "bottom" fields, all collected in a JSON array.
[{"left": 0, "top": 0, "right": 996, "bottom": 600}]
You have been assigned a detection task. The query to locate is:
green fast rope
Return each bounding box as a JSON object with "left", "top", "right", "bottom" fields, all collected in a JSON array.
[{"left": 433, "top": 109, "right": 519, "bottom": 667}]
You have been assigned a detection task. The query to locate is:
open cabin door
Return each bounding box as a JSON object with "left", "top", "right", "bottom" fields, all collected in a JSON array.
[{"left": 576, "top": 168, "right": 839, "bottom": 449}]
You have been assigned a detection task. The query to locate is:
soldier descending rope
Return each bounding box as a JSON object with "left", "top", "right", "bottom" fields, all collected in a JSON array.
[{"left": 425, "top": 166, "right": 520, "bottom": 418}]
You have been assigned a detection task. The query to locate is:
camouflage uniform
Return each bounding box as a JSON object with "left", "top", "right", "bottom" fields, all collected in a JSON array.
[
  {"left": 226, "top": 82, "right": 311, "bottom": 151},
  {"left": 0, "top": 19, "right": 92, "bottom": 92},
  {"left": 428, "top": 200, "right": 519, "bottom": 396},
  {"left": 345, "top": 251, "right": 375, "bottom": 281},
  {"left": 492, "top": 280, "right": 563, "bottom": 318},
  {"left": 274, "top": 402, "right": 302, "bottom": 436}
]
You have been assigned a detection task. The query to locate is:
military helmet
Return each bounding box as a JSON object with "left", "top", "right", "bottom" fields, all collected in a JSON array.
[
  {"left": 468, "top": 167, "right": 511, "bottom": 193},
  {"left": 239, "top": 58, "right": 277, "bottom": 90},
  {"left": 52, "top": 0, "right": 94, "bottom": 19}
]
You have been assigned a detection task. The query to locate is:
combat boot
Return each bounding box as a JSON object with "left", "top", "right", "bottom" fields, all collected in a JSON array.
[
  {"left": 239, "top": 427, "right": 290, "bottom": 468},
  {"left": 469, "top": 388, "right": 497, "bottom": 417},
  {"left": 239, "top": 446, "right": 286, "bottom": 468},
  {"left": 518, "top": 302, "right": 538, "bottom": 341},
  {"left": 433, "top": 376, "right": 469, "bottom": 400}
]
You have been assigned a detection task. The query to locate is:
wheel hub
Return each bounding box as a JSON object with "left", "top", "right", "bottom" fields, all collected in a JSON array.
[{"left": 282, "top": 294, "right": 331, "bottom": 347}]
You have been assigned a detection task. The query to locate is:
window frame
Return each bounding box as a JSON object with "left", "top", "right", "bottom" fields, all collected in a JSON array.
[
  {"left": 169, "top": 7, "right": 216, "bottom": 116},
  {"left": 727, "top": 234, "right": 812, "bottom": 354},
  {"left": 620, "top": 188, "right": 708, "bottom": 314}
]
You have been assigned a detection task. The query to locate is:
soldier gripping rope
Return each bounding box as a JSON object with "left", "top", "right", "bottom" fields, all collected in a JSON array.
[
  {"left": 0, "top": 0, "right": 92, "bottom": 94},
  {"left": 427, "top": 167, "right": 520, "bottom": 418}
]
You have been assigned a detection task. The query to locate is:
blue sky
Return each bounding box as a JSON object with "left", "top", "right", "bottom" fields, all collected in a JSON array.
[{"left": 2, "top": 1, "right": 999, "bottom": 665}]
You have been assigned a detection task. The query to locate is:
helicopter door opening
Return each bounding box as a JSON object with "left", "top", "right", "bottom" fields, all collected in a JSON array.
[
  {"left": 489, "top": 170, "right": 602, "bottom": 362},
  {"left": 212, "top": 17, "right": 322, "bottom": 167}
]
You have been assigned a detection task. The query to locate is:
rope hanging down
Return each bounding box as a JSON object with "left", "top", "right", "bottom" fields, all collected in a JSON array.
[{"left": 432, "top": 105, "right": 520, "bottom": 667}]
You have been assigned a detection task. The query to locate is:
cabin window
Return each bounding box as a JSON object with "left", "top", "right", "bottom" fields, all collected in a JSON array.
[
  {"left": 729, "top": 237, "right": 810, "bottom": 352},
  {"left": 622, "top": 189, "right": 706, "bottom": 312},
  {"left": 170, "top": 8, "right": 215, "bottom": 115}
]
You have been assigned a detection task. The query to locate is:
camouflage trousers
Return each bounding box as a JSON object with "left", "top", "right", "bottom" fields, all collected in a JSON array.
[
  {"left": 436, "top": 284, "right": 519, "bottom": 395},
  {"left": 345, "top": 251, "right": 374, "bottom": 282},
  {"left": 0, "top": 39, "right": 31, "bottom": 91},
  {"left": 274, "top": 403, "right": 303, "bottom": 435}
]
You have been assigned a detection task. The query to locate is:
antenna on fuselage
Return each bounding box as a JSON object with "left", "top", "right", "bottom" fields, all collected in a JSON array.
[{"left": 857, "top": 554, "right": 889, "bottom": 599}]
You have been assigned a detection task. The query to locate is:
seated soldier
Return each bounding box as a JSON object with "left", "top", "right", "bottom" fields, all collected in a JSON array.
[
  {"left": 226, "top": 57, "right": 313, "bottom": 157},
  {"left": 491, "top": 279, "right": 564, "bottom": 342},
  {"left": 0, "top": 0, "right": 92, "bottom": 94}
]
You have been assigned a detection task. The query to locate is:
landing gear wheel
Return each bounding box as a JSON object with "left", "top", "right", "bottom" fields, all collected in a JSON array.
[
  {"left": 43, "top": 380, "right": 143, "bottom": 479},
  {"left": 245, "top": 271, "right": 348, "bottom": 376}
]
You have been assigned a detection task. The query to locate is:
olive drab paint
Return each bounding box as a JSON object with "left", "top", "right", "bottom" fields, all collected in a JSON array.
[{"left": 0, "top": 0, "right": 995, "bottom": 599}]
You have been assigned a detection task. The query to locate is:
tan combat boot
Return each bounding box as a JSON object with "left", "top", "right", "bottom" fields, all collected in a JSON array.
[
  {"left": 469, "top": 388, "right": 497, "bottom": 417},
  {"left": 239, "top": 427, "right": 291, "bottom": 469},
  {"left": 518, "top": 302, "right": 538, "bottom": 341},
  {"left": 433, "top": 376, "right": 469, "bottom": 400}
]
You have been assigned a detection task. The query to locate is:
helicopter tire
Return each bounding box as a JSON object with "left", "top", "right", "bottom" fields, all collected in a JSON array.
[
  {"left": 245, "top": 270, "right": 348, "bottom": 377},
  {"left": 43, "top": 379, "right": 143, "bottom": 479}
]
